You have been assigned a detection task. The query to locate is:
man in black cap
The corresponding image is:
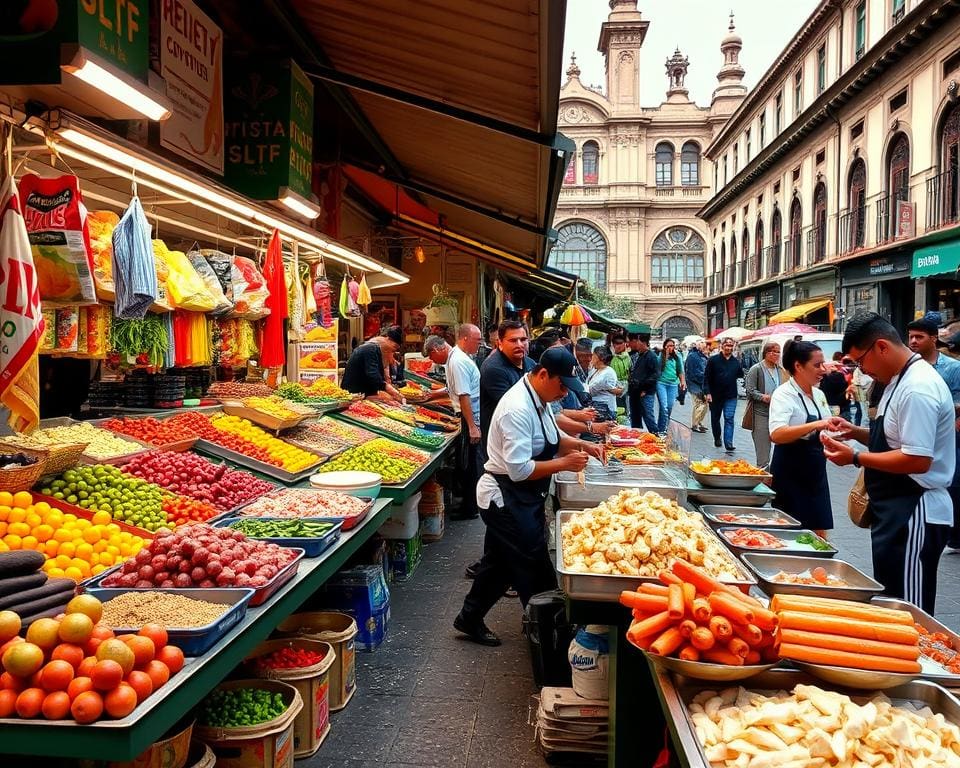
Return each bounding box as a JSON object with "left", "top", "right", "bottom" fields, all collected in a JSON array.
[
  {"left": 454, "top": 347, "right": 604, "bottom": 646},
  {"left": 340, "top": 325, "right": 404, "bottom": 401}
]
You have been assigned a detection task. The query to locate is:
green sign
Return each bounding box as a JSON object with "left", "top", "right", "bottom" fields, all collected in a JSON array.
[
  {"left": 224, "top": 59, "right": 315, "bottom": 201},
  {"left": 0, "top": 1, "right": 148, "bottom": 85},
  {"left": 912, "top": 239, "right": 960, "bottom": 278}
]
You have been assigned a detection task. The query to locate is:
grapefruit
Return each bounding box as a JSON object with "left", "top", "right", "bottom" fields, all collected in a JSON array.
[
  {"left": 25, "top": 618, "right": 60, "bottom": 651},
  {"left": 96, "top": 639, "right": 135, "bottom": 675},
  {"left": 0, "top": 610, "right": 21, "bottom": 643},
  {"left": 2, "top": 642, "right": 44, "bottom": 678},
  {"left": 58, "top": 613, "right": 94, "bottom": 645},
  {"left": 65, "top": 594, "right": 102, "bottom": 624}
]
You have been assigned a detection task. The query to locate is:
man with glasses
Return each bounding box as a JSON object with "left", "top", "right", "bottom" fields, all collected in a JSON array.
[
  {"left": 823, "top": 312, "right": 955, "bottom": 614},
  {"left": 704, "top": 338, "right": 743, "bottom": 452}
]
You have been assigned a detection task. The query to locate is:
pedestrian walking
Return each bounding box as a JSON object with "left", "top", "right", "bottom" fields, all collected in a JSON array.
[
  {"left": 704, "top": 337, "right": 743, "bottom": 452},
  {"left": 610, "top": 333, "right": 631, "bottom": 420},
  {"left": 820, "top": 351, "right": 853, "bottom": 421},
  {"left": 684, "top": 341, "right": 709, "bottom": 433},
  {"left": 440, "top": 325, "right": 483, "bottom": 521},
  {"left": 586, "top": 345, "right": 622, "bottom": 421},
  {"left": 655, "top": 338, "right": 685, "bottom": 433},
  {"left": 627, "top": 333, "right": 659, "bottom": 432},
  {"left": 743, "top": 341, "right": 788, "bottom": 468}
]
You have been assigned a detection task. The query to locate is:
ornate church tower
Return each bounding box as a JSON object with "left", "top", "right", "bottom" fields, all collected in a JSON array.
[
  {"left": 598, "top": 0, "right": 648, "bottom": 114},
  {"left": 711, "top": 12, "right": 748, "bottom": 116},
  {"left": 665, "top": 48, "right": 691, "bottom": 103}
]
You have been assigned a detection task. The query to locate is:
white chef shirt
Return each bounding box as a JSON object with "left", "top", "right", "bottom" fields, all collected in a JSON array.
[
  {"left": 768, "top": 378, "right": 831, "bottom": 436},
  {"left": 445, "top": 345, "right": 480, "bottom": 426},
  {"left": 476, "top": 375, "right": 560, "bottom": 509},
  {"left": 876, "top": 356, "right": 956, "bottom": 525}
]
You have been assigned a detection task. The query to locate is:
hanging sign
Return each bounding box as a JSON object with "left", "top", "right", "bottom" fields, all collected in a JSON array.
[
  {"left": 159, "top": 0, "right": 223, "bottom": 173},
  {"left": 224, "top": 58, "right": 315, "bottom": 201},
  {"left": 77, "top": 0, "right": 148, "bottom": 78}
]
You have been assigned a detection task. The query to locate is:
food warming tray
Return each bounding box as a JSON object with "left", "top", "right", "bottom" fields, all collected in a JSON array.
[
  {"left": 690, "top": 467, "right": 773, "bottom": 489},
  {"left": 686, "top": 478, "right": 775, "bottom": 507},
  {"left": 698, "top": 505, "right": 800, "bottom": 529},
  {"left": 717, "top": 526, "right": 837, "bottom": 558},
  {"left": 740, "top": 553, "right": 883, "bottom": 602},
  {"left": 556, "top": 466, "right": 686, "bottom": 508},
  {"left": 873, "top": 597, "right": 960, "bottom": 687}
]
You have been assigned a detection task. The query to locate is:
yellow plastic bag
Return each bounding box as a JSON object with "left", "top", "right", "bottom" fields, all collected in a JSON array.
[{"left": 153, "top": 241, "right": 217, "bottom": 311}]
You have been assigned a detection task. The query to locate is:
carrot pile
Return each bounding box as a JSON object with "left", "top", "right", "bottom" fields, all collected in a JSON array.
[
  {"left": 771, "top": 594, "right": 921, "bottom": 674},
  {"left": 619, "top": 560, "right": 779, "bottom": 666}
]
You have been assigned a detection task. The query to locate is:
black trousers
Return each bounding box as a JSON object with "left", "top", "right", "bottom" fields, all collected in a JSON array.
[
  {"left": 949, "top": 484, "right": 960, "bottom": 548},
  {"left": 453, "top": 415, "right": 479, "bottom": 518},
  {"left": 461, "top": 501, "right": 558, "bottom": 622}
]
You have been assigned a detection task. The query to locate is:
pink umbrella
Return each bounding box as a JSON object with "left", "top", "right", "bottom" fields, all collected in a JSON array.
[{"left": 746, "top": 322, "right": 818, "bottom": 339}]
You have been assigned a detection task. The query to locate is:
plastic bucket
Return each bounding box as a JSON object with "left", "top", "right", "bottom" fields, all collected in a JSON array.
[
  {"left": 244, "top": 638, "right": 336, "bottom": 758},
  {"left": 79, "top": 717, "right": 194, "bottom": 768},
  {"left": 275, "top": 612, "right": 357, "bottom": 711},
  {"left": 194, "top": 679, "right": 303, "bottom": 768}
]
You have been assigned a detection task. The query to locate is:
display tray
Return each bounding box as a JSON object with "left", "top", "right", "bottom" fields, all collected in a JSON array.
[
  {"left": 194, "top": 439, "right": 323, "bottom": 484},
  {"left": 90, "top": 419, "right": 198, "bottom": 454},
  {"left": 555, "top": 510, "right": 755, "bottom": 601},
  {"left": 741, "top": 553, "right": 883, "bottom": 601},
  {"left": 689, "top": 467, "right": 772, "bottom": 489},
  {"left": 83, "top": 548, "right": 306, "bottom": 607},
  {"left": 31, "top": 492, "right": 157, "bottom": 539},
  {"left": 330, "top": 413, "right": 452, "bottom": 451},
  {"left": 686, "top": 479, "right": 775, "bottom": 507},
  {"left": 219, "top": 403, "right": 309, "bottom": 432},
  {"left": 717, "top": 526, "right": 837, "bottom": 558},
  {"left": 555, "top": 467, "right": 686, "bottom": 508},
  {"left": 698, "top": 505, "right": 800, "bottom": 529},
  {"left": 873, "top": 597, "right": 960, "bottom": 687},
  {"left": 213, "top": 517, "right": 343, "bottom": 558},
  {"left": 233, "top": 491, "right": 375, "bottom": 531},
  {"left": 83, "top": 587, "right": 255, "bottom": 655},
  {"left": 659, "top": 669, "right": 960, "bottom": 768}
]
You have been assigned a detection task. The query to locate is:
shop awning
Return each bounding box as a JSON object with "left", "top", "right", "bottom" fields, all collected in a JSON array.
[
  {"left": 584, "top": 305, "right": 651, "bottom": 334},
  {"left": 769, "top": 298, "right": 834, "bottom": 324},
  {"left": 912, "top": 239, "right": 960, "bottom": 278},
  {"left": 512, "top": 267, "right": 578, "bottom": 301},
  {"left": 275, "top": 0, "right": 572, "bottom": 272}
]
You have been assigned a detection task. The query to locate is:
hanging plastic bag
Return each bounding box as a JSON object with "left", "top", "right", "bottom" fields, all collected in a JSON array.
[
  {"left": 87, "top": 210, "right": 119, "bottom": 297},
  {"left": 229, "top": 255, "right": 270, "bottom": 319},
  {"left": 338, "top": 275, "right": 350, "bottom": 318},
  {"left": 187, "top": 249, "right": 232, "bottom": 315},
  {"left": 151, "top": 242, "right": 217, "bottom": 311},
  {"left": 311, "top": 262, "right": 332, "bottom": 326},
  {"left": 201, "top": 249, "right": 235, "bottom": 303},
  {"left": 357, "top": 273, "right": 372, "bottom": 307},
  {"left": 112, "top": 196, "right": 158, "bottom": 319},
  {"left": 303, "top": 265, "right": 317, "bottom": 316}
]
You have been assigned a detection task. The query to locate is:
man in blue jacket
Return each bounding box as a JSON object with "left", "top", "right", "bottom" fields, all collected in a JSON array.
[
  {"left": 684, "top": 341, "right": 709, "bottom": 433},
  {"left": 704, "top": 337, "right": 743, "bottom": 451},
  {"left": 628, "top": 334, "right": 659, "bottom": 432}
]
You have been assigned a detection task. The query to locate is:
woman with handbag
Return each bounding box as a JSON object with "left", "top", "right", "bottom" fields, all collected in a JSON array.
[
  {"left": 768, "top": 340, "right": 836, "bottom": 539},
  {"left": 743, "top": 342, "right": 788, "bottom": 468}
]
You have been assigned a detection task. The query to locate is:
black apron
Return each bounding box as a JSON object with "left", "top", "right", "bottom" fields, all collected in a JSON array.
[
  {"left": 771, "top": 384, "right": 833, "bottom": 531},
  {"left": 864, "top": 355, "right": 941, "bottom": 610}
]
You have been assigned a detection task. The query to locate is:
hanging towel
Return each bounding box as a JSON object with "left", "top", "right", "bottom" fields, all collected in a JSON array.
[
  {"left": 112, "top": 196, "right": 158, "bottom": 318},
  {"left": 0, "top": 176, "right": 42, "bottom": 432},
  {"left": 259, "top": 229, "right": 288, "bottom": 368}
]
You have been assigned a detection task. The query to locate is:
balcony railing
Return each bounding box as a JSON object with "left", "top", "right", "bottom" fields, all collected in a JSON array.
[
  {"left": 892, "top": 4, "right": 905, "bottom": 24},
  {"left": 748, "top": 254, "right": 761, "bottom": 284},
  {"left": 782, "top": 236, "right": 803, "bottom": 272},
  {"left": 725, "top": 265, "right": 735, "bottom": 291},
  {"left": 650, "top": 282, "right": 703, "bottom": 296},
  {"left": 762, "top": 244, "right": 780, "bottom": 278},
  {"left": 807, "top": 224, "right": 827, "bottom": 264},
  {"left": 839, "top": 207, "right": 867, "bottom": 254},
  {"left": 738, "top": 259, "right": 748, "bottom": 287},
  {"left": 876, "top": 195, "right": 892, "bottom": 244},
  {"left": 926, "top": 168, "right": 960, "bottom": 231}
]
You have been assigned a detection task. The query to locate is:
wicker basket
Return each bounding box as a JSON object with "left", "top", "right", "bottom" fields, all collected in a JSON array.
[
  {"left": 0, "top": 440, "right": 85, "bottom": 476},
  {"left": 0, "top": 445, "right": 48, "bottom": 492}
]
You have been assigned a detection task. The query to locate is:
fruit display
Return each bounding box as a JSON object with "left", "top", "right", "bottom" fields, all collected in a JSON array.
[
  {"left": 364, "top": 437, "right": 431, "bottom": 465},
  {"left": 100, "top": 417, "right": 196, "bottom": 448},
  {"left": 99, "top": 592, "right": 231, "bottom": 629},
  {"left": 340, "top": 404, "right": 445, "bottom": 449},
  {"left": 160, "top": 497, "right": 219, "bottom": 527},
  {"left": 0, "top": 596, "right": 184, "bottom": 722},
  {"left": 275, "top": 380, "right": 352, "bottom": 405},
  {"left": 301, "top": 418, "right": 378, "bottom": 446},
  {"left": 0, "top": 550, "right": 75, "bottom": 622},
  {"left": 251, "top": 646, "right": 326, "bottom": 673},
  {"left": 12, "top": 423, "right": 145, "bottom": 462},
  {"left": 164, "top": 412, "right": 277, "bottom": 465},
  {"left": 282, "top": 425, "right": 350, "bottom": 456},
  {"left": 237, "top": 489, "right": 370, "bottom": 521},
  {"left": 316, "top": 444, "right": 420, "bottom": 484},
  {"left": 238, "top": 396, "right": 301, "bottom": 421},
  {"left": 397, "top": 382, "right": 429, "bottom": 402},
  {"left": 224, "top": 519, "right": 337, "bottom": 539},
  {"left": 690, "top": 458, "right": 766, "bottom": 476},
  {"left": 917, "top": 624, "right": 960, "bottom": 675},
  {"left": 413, "top": 406, "right": 458, "bottom": 431},
  {"left": 689, "top": 683, "right": 960, "bottom": 767},
  {"left": 621, "top": 560, "right": 778, "bottom": 665},
  {"left": 198, "top": 687, "right": 288, "bottom": 727},
  {"left": 39, "top": 465, "right": 171, "bottom": 532},
  {"left": 122, "top": 451, "right": 274, "bottom": 512},
  {"left": 208, "top": 381, "right": 274, "bottom": 399},
  {"left": 772, "top": 594, "right": 922, "bottom": 674},
  {"left": 100, "top": 524, "right": 300, "bottom": 589},
  {"left": 560, "top": 489, "right": 746, "bottom": 580},
  {"left": 347, "top": 400, "right": 415, "bottom": 426},
  {"left": 207, "top": 414, "right": 320, "bottom": 473}
]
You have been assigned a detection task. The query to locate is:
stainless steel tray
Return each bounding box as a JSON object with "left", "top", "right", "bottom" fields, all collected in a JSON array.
[
  {"left": 699, "top": 505, "right": 800, "bottom": 529},
  {"left": 687, "top": 479, "right": 775, "bottom": 507},
  {"left": 658, "top": 669, "right": 960, "bottom": 768},
  {"left": 690, "top": 467, "right": 772, "bottom": 489},
  {"left": 194, "top": 439, "right": 323, "bottom": 484},
  {"left": 556, "top": 469, "right": 686, "bottom": 508},
  {"left": 873, "top": 597, "right": 960, "bottom": 687},
  {"left": 717, "top": 526, "right": 837, "bottom": 558},
  {"left": 555, "top": 510, "right": 755, "bottom": 602},
  {"left": 742, "top": 552, "right": 883, "bottom": 601}
]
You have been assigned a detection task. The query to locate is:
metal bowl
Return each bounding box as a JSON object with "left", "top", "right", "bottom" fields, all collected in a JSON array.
[
  {"left": 641, "top": 650, "right": 779, "bottom": 682},
  {"left": 690, "top": 468, "right": 772, "bottom": 489},
  {"left": 790, "top": 660, "right": 919, "bottom": 690}
]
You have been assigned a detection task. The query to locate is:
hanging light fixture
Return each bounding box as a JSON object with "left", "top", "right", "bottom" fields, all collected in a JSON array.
[{"left": 414, "top": 240, "right": 426, "bottom": 264}]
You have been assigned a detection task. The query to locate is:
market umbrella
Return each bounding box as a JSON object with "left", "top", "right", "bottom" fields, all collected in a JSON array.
[
  {"left": 560, "top": 302, "right": 593, "bottom": 326},
  {"left": 745, "top": 322, "right": 818, "bottom": 339},
  {"left": 682, "top": 334, "right": 704, "bottom": 347},
  {"left": 711, "top": 326, "right": 750, "bottom": 341},
  {"left": 259, "top": 229, "right": 287, "bottom": 368}
]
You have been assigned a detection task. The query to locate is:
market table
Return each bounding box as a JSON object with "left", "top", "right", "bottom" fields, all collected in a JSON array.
[{"left": 0, "top": 497, "right": 393, "bottom": 761}]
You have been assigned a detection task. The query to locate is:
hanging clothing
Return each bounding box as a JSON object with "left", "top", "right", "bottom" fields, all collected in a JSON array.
[{"left": 259, "top": 229, "right": 287, "bottom": 368}]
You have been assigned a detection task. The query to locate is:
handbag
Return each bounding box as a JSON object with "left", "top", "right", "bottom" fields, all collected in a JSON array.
[
  {"left": 847, "top": 468, "right": 873, "bottom": 528},
  {"left": 741, "top": 399, "right": 755, "bottom": 431}
]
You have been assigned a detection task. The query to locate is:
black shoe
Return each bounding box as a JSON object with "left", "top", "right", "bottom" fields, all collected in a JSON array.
[
  {"left": 465, "top": 562, "right": 480, "bottom": 579},
  {"left": 714, "top": 439, "right": 722, "bottom": 448},
  {"left": 725, "top": 445, "right": 736, "bottom": 453},
  {"left": 693, "top": 426, "right": 707, "bottom": 433},
  {"left": 454, "top": 614, "right": 501, "bottom": 646}
]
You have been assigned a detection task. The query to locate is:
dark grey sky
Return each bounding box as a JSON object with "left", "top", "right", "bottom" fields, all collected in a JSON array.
[{"left": 563, "top": 0, "right": 820, "bottom": 107}]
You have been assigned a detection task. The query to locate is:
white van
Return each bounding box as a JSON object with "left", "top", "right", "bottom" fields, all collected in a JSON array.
[{"left": 738, "top": 332, "right": 845, "bottom": 372}]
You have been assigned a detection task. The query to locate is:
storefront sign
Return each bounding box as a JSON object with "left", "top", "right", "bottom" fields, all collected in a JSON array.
[
  {"left": 742, "top": 295, "right": 756, "bottom": 310},
  {"left": 225, "top": 59, "right": 314, "bottom": 200},
  {"left": 78, "top": 0, "right": 148, "bottom": 78},
  {"left": 896, "top": 200, "right": 916, "bottom": 240},
  {"left": 912, "top": 239, "right": 960, "bottom": 278},
  {"left": 759, "top": 286, "right": 781, "bottom": 309},
  {"left": 159, "top": 0, "right": 223, "bottom": 173}
]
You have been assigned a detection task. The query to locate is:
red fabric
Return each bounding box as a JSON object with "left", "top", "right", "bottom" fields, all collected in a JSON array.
[{"left": 260, "top": 229, "right": 287, "bottom": 368}]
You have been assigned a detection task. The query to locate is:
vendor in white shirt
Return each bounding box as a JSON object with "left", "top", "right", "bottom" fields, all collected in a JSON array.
[
  {"left": 823, "top": 312, "right": 956, "bottom": 614},
  {"left": 453, "top": 347, "right": 603, "bottom": 647}
]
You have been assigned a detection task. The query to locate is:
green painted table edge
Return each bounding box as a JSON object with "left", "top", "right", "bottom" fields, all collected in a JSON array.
[
  {"left": 0, "top": 498, "right": 393, "bottom": 761},
  {"left": 329, "top": 411, "right": 456, "bottom": 452}
]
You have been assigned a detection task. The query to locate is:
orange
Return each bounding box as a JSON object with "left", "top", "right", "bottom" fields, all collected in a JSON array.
[
  {"left": 7, "top": 507, "right": 25, "bottom": 524},
  {"left": 46, "top": 567, "right": 66, "bottom": 579},
  {"left": 0, "top": 506, "right": 9, "bottom": 522},
  {"left": 44, "top": 540, "right": 59, "bottom": 556},
  {"left": 67, "top": 676, "right": 94, "bottom": 701},
  {"left": 51, "top": 643, "right": 85, "bottom": 670},
  {"left": 3, "top": 534, "right": 22, "bottom": 550},
  {"left": 155, "top": 646, "right": 184, "bottom": 675},
  {"left": 53, "top": 528, "right": 72, "bottom": 543},
  {"left": 66, "top": 594, "right": 103, "bottom": 624},
  {"left": 96, "top": 639, "right": 135, "bottom": 675},
  {"left": 25, "top": 512, "right": 42, "bottom": 528},
  {"left": 15, "top": 687, "right": 44, "bottom": 718},
  {"left": 77, "top": 657, "right": 98, "bottom": 678},
  {"left": 13, "top": 491, "right": 33, "bottom": 508},
  {"left": 90, "top": 511, "right": 111, "bottom": 525},
  {"left": 41, "top": 690, "right": 71, "bottom": 720},
  {"left": 138, "top": 624, "right": 168, "bottom": 650},
  {"left": 39, "top": 660, "right": 74, "bottom": 692},
  {"left": 143, "top": 660, "right": 170, "bottom": 691},
  {"left": 54, "top": 554, "right": 71, "bottom": 569},
  {"left": 82, "top": 527, "right": 101, "bottom": 544},
  {"left": 90, "top": 659, "right": 123, "bottom": 691},
  {"left": 75, "top": 543, "right": 93, "bottom": 561},
  {"left": 0, "top": 671, "right": 25, "bottom": 692},
  {"left": 0, "top": 522, "right": 7, "bottom": 538},
  {"left": 123, "top": 636, "right": 155, "bottom": 668},
  {"left": 0, "top": 491, "right": 14, "bottom": 507},
  {"left": 58, "top": 613, "right": 94, "bottom": 645},
  {"left": 33, "top": 524, "right": 53, "bottom": 543},
  {"left": 64, "top": 566, "right": 84, "bottom": 582},
  {"left": 125, "top": 670, "right": 153, "bottom": 704},
  {"left": 103, "top": 683, "right": 137, "bottom": 719},
  {"left": 3, "top": 642, "right": 44, "bottom": 677},
  {"left": 21, "top": 535, "right": 38, "bottom": 551},
  {"left": 0, "top": 610, "right": 21, "bottom": 643},
  {"left": 71, "top": 690, "right": 104, "bottom": 724},
  {"left": 0, "top": 688, "right": 16, "bottom": 717},
  {"left": 58, "top": 542, "right": 76, "bottom": 558}
]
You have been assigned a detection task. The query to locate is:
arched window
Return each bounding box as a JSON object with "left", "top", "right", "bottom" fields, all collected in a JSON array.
[
  {"left": 729, "top": 234, "right": 737, "bottom": 286},
  {"left": 754, "top": 218, "right": 764, "bottom": 281},
  {"left": 741, "top": 227, "right": 750, "bottom": 286},
  {"left": 655, "top": 142, "right": 674, "bottom": 187},
  {"left": 771, "top": 208, "right": 782, "bottom": 276},
  {"left": 888, "top": 132, "right": 910, "bottom": 202},
  {"left": 582, "top": 141, "right": 599, "bottom": 185},
  {"left": 847, "top": 159, "right": 866, "bottom": 250},
  {"left": 939, "top": 103, "right": 960, "bottom": 225},
  {"left": 720, "top": 241, "right": 727, "bottom": 290},
  {"left": 813, "top": 182, "right": 827, "bottom": 263},
  {"left": 789, "top": 197, "right": 803, "bottom": 269},
  {"left": 563, "top": 149, "right": 576, "bottom": 185},
  {"left": 650, "top": 226, "right": 705, "bottom": 285},
  {"left": 680, "top": 142, "right": 700, "bottom": 186},
  {"left": 550, "top": 222, "right": 607, "bottom": 289}
]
